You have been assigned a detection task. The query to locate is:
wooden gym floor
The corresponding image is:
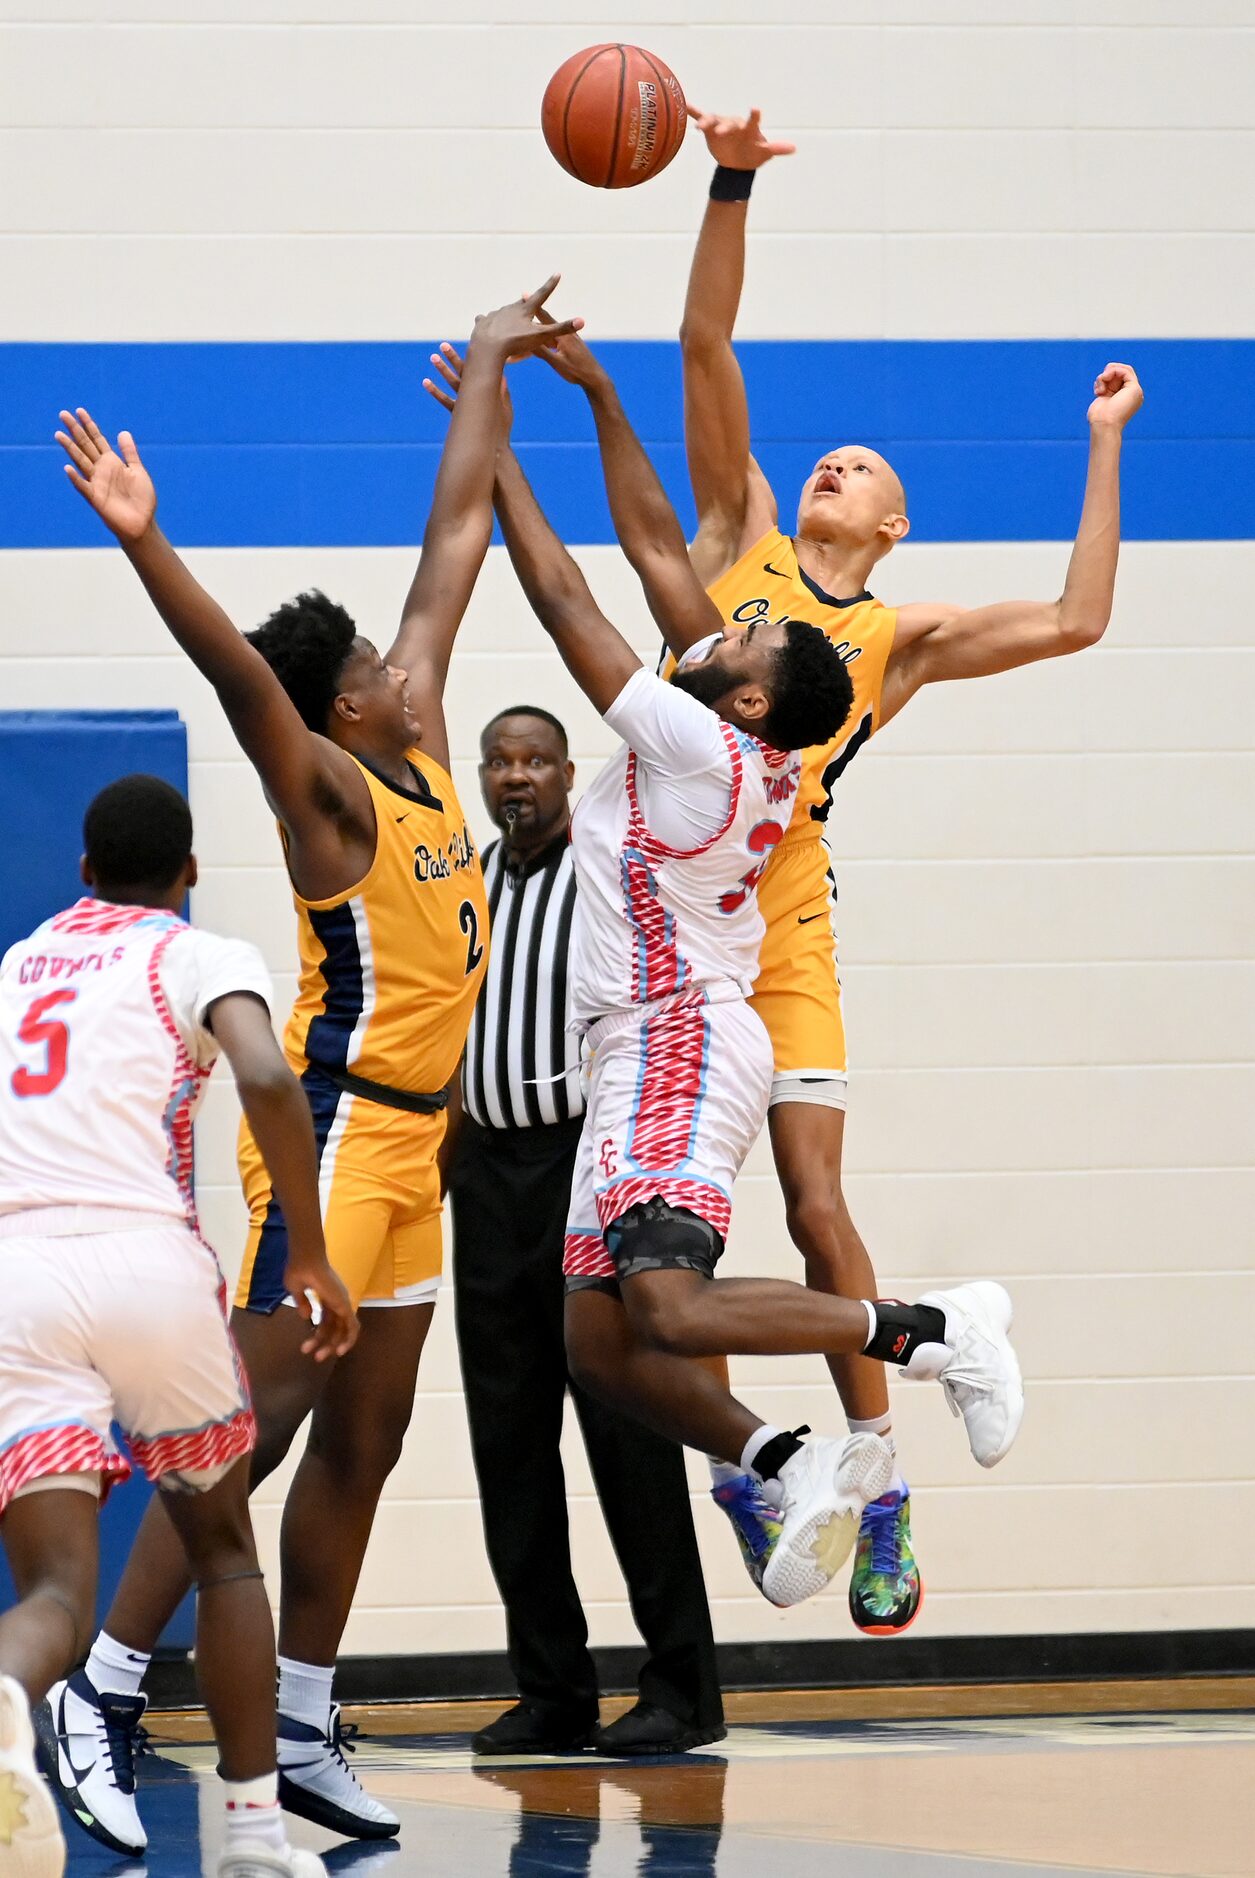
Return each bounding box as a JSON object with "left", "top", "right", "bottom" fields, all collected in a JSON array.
[{"left": 62, "top": 1680, "right": 1255, "bottom": 1878}]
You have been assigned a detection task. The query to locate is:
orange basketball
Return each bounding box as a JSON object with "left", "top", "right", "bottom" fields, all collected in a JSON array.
[{"left": 542, "top": 44, "right": 687, "bottom": 190}]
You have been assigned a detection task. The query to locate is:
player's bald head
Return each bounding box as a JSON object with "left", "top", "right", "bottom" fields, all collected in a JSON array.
[
  {"left": 838, "top": 445, "right": 906, "bottom": 515},
  {"left": 797, "top": 445, "right": 910, "bottom": 561}
]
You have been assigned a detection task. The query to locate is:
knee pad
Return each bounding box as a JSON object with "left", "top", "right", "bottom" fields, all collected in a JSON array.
[{"left": 605, "top": 1196, "right": 723, "bottom": 1285}]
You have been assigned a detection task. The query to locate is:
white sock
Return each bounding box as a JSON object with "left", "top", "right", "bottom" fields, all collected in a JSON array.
[
  {"left": 846, "top": 1413, "right": 906, "bottom": 1499},
  {"left": 277, "top": 1656, "right": 334, "bottom": 1732},
  {"left": 708, "top": 1457, "right": 742, "bottom": 1487},
  {"left": 86, "top": 1631, "right": 150, "bottom": 1699},
  {"left": 223, "top": 1773, "right": 287, "bottom": 1851}
]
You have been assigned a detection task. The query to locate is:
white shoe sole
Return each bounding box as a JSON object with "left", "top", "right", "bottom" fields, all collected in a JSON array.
[
  {"left": 762, "top": 1435, "right": 893, "bottom": 1609},
  {"left": 0, "top": 1751, "right": 67, "bottom": 1878}
]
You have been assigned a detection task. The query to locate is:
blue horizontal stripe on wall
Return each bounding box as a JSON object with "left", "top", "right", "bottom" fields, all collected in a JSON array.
[{"left": 1, "top": 339, "right": 1250, "bottom": 549}]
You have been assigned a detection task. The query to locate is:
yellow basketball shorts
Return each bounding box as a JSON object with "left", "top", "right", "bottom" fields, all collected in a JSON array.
[
  {"left": 751, "top": 837, "right": 849, "bottom": 1108},
  {"left": 235, "top": 1064, "right": 445, "bottom": 1313}
]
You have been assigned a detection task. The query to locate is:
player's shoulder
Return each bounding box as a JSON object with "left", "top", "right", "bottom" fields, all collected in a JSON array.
[{"left": 161, "top": 924, "right": 270, "bottom": 1000}]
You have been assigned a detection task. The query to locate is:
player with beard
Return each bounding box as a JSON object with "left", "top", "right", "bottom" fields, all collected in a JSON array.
[{"left": 426, "top": 328, "right": 1024, "bottom": 1611}]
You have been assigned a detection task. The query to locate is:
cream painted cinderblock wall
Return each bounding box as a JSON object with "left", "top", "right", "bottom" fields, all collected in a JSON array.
[
  {"left": 1, "top": 0, "right": 1252, "bottom": 1654},
  {"left": 4, "top": 535, "right": 1252, "bottom": 1651}
]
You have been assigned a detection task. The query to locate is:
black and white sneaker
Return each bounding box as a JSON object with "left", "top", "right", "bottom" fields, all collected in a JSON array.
[
  {"left": 276, "top": 1708, "right": 399, "bottom": 1841},
  {"left": 34, "top": 1673, "right": 147, "bottom": 1856}
]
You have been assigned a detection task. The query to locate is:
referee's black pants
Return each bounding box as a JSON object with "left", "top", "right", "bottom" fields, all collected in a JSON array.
[{"left": 450, "top": 1114, "right": 722, "bottom": 1731}]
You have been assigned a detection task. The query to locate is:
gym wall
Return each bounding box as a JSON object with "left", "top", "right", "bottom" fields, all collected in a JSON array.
[{"left": 1, "top": 0, "right": 1251, "bottom": 1661}]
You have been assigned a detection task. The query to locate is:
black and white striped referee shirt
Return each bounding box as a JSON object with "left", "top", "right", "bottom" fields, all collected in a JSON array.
[{"left": 462, "top": 833, "right": 584, "bottom": 1129}]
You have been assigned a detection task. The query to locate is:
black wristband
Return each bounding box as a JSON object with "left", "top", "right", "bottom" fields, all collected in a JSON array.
[{"left": 709, "top": 165, "right": 755, "bottom": 203}]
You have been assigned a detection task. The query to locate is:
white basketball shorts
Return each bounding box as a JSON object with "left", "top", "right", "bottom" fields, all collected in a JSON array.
[
  {"left": 564, "top": 987, "right": 772, "bottom": 1287},
  {"left": 0, "top": 1207, "right": 255, "bottom": 1514}
]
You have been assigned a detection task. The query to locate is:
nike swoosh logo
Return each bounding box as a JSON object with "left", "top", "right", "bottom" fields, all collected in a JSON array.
[
  {"left": 764, "top": 561, "right": 790, "bottom": 580},
  {"left": 395, "top": 814, "right": 409, "bottom": 823},
  {"left": 798, "top": 912, "right": 826, "bottom": 925},
  {"left": 54, "top": 1690, "right": 99, "bottom": 1789}
]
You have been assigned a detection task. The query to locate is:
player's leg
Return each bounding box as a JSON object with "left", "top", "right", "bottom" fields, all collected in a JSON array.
[
  {"left": 0, "top": 1486, "right": 98, "bottom": 1878},
  {"left": 56, "top": 1306, "right": 331, "bottom": 1856},
  {"left": 270, "top": 1107, "right": 441, "bottom": 1838},
  {"left": 614, "top": 1256, "right": 1022, "bottom": 1470},
  {"left": 99, "top": 1307, "right": 329, "bottom": 1660},
  {"left": 45, "top": 1223, "right": 324, "bottom": 1878},
  {"left": 0, "top": 1487, "right": 98, "bottom": 1701},
  {"left": 269, "top": 1301, "right": 426, "bottom": 1838},
  {"left": 157, "top": 1460, "right": 324, "bottom": 1878},
  {"left": 78, "top": 1103, "right": 353, "bottom": 1716},
  {"left": 753, "top": 851, "right": 920, "bottom": 1632},
  {"left": 566, "top": 1283, "right": 884, "bottom": 1609},
  {"left": 0, "top": 1226, "right": 136, "bottom": 1866},
  {"left": 767, "top": 1099, "right": 920, "bottom": 1631}
]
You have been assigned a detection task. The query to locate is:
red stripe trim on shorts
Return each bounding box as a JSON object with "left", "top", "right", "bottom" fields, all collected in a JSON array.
[
  {"left": 129, "top": 1406, "right": 256, "bottom": 1484},
  {"left": 563, "top": 1231, "right": 615, "bottom": 1281},
  {"left": 0, "top": 1425, "right": 130, "bottom": 1517},
  {"left": 628, "top": 1001, "right": 707, "bottom": 1172}
]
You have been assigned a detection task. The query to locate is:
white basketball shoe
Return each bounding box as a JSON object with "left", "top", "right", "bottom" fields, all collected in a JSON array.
[
  {"left": 761, "top": 1433, "right": 894, "bottom": 1607},
  {"left": 218, "top": 1844, "right": 329, "bottom": 1878},
  {"left": 0, "top": 1674, "right": 66, "bottom": 1878},
  {"left": 276, "top": 1707, "right": 399, "bottom": 1840},
  {"left": 36, "top": 1672, "right": 147, "bottom": 1855},
  {"left": 904, "top": 1281, "right": 1024, "bottom": 1467}
]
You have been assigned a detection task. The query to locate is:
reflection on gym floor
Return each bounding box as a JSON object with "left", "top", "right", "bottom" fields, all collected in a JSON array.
[{"left": 62, "top": 1700, "right": 1255, "bottom": 1878}]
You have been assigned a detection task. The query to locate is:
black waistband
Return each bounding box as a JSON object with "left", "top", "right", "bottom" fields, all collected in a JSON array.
[{"left": 313, "top": 1061, "right": 449, "bottom": 1115}]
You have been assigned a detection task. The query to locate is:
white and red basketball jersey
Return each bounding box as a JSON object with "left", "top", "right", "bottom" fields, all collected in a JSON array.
[
  {"left": 0, "top": 899, "right": 271, "bottom": 1224},
  {"left": 569, "top": 668, "right": 801, "bottom": 1023}
]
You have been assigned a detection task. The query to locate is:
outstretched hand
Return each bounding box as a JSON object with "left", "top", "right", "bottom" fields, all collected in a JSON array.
[
  {"left": 423, "top": 342, "right": 512, "bottom": 427},
  {"left": 531, "top": 303, "right": 606, "bottom": 391},
  {"left": 1087, "top": 362, "right": 1143, "bottom": 432},
  {"left": 689, "top": 105, "right": 795, "bottom": 170},
  {"left": 55, "top": 408, "right": 156, "bottom": 543},
  {"left": 470, "top": 276, "right": 584, "bottom": 362}
]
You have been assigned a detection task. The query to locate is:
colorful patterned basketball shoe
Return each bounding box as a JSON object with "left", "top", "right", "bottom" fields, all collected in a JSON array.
[
  {"left": 848, "top": 1485, "right": 923, "bottom": 1635},
  {"left": 711, "top": 1474, "right": 784, "bottom": 1600}
]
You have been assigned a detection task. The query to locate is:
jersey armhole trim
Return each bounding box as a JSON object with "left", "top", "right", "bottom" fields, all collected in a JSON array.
[{"left": 624, "top": 720, "right": 744, "bottom": 862}]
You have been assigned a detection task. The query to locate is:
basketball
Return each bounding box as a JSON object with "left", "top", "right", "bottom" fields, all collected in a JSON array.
[{"left": 541, "top": 43, "right": 687, "bottom": 190}]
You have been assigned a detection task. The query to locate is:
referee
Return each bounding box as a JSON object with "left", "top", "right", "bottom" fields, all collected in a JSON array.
[{"left": 448, "top": 705, "right": 724, "bottom": 1758}]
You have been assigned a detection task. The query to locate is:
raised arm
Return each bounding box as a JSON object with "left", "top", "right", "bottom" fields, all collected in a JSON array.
[
  {"left": 534, "top": 322, "right": 724, "bottom": 659},
  {"left": 384, "top": 279, "right": 583, "bottom": 769},
  {"left": 55, "top": 409, "right": 356, "bottom": 837},
  {"left": 680, "top": 109, "right": 793, "bottom": 582},
  {"left": 493, "top": 450, "right": 641, "bottom": 716},
  {"left": 881, "top": 366, "right": 1144, "bottom": 723}
]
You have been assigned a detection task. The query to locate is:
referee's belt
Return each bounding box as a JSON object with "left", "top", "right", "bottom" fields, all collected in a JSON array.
[{"left": 311, "top": 1061, "right": 450, "bottom": 1115}]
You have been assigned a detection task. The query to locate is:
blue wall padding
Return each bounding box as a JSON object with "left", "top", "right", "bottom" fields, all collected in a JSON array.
[
  {"left": 0, "top": 711, "right": 188, "bottom": 954},
  {"left": 2, "top": 338, "right": 1251, "bottom": 547},
  {"left": 0, "top": 709, "right": 195, "bottom": 1645}
]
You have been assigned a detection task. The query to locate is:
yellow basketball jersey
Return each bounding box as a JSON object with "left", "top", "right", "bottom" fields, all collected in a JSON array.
[
  {"left": 284, "top": 751, "right": 488, "bottom": 1096},
  {"left": 704, "top": 528, "right": 897, "bottom": 846}
]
